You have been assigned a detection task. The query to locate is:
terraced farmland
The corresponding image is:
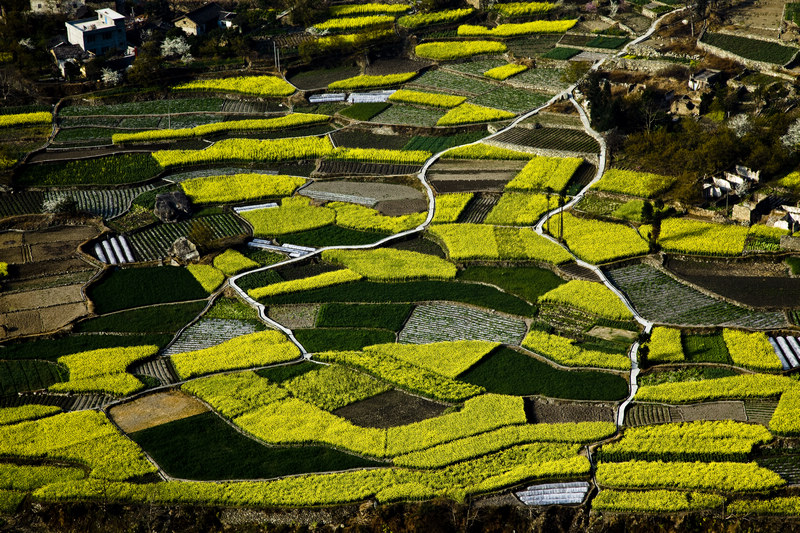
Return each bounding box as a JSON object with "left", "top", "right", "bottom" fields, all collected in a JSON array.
[
  {"left": 490, "top": 127, "right": 600, "bottom": 155},
  {"left": 127, "top": 214, "right": 248, "bottom": 261},
  {"left": 605, "top": 264, "right": 787, "bottom": 329},
  {"left": 398, "top": 302, "right": 527, "bottom": 344},
  {"left": 162, "top": 318, "right": 262, "bottom": 356}
]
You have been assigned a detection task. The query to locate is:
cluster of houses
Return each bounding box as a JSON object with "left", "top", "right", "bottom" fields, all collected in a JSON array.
[{"left": 47, "top": 2, "right": 236, "bottom": 77}]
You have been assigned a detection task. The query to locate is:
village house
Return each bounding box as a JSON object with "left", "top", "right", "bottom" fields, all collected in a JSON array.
[
  {"left": 173, "top": 3, "right": 235, "bottom": 36},
  {"left": 65, "top": 8, "right": 126, "bottom": 56}
]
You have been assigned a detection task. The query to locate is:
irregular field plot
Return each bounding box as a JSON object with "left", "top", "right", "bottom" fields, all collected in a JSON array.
[
  {"left": 0, "top": 360, "right": 67, "bottom": 397},
  {"left": 294, "top": 328, "right": 396, "bottom": 351},
  {"left": 398, "top": 302, "right": 527, "bottom": 345},
  {"left": 163, "top": 318, "right": 262, "bottom": 356},
  {"left": 491, "top": 127, "right": 600, "bottom": 154},
  {"left": 332, "top": 389, "right": 448, "bottom": 428},
  {"left": 110, "top": 390, "right": 209, "bottom": 433},
  {"left": 257, "top": 280, "right": 535, "bottom": 317},
  {"left": 605, "top": 264, "right": 786, "bottom": 329},
  {"left": 75, "top": 301, "right": 206, "bottom": 334},
  {"left": 457, "top": 265, "right": 566, "bottom": 304},
  {"left": 458, "top": 347, "right": 629, "bottom": 401},
  {"left": 88, "top": 266, "right": 209, "bottom": 314},
  {"left": 0, "top": 334, "right": 173, "bottom": 362},
  {"left": 525, "top": 397, "right": 616, "bottom": 424},
  {"left": 130, "top": 411, "right": 384, "bottom": 480}
]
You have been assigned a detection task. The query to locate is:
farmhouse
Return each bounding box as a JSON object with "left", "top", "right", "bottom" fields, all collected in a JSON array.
[
  {"left": 174, "top": 2, "right": 235, "bottom": 36},
  {"left": 65, "top": 8, "right": 126, "bottom": 56}
]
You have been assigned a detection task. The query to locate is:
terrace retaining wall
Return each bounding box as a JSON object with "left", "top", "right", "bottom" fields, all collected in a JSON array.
[{"left": 697, "top": 39, "right": 795, "bottom": 75}]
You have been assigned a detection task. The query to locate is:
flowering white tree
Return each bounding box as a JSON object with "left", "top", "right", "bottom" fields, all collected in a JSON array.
[
  {"left": 101, "top": 68, "right": 121, "bottom": 86},
  {"left": 161, "top": 36, "right": 191, "bottom": 58},
  {"left": 781, "top": 118, "right": 800, "bottom": 151},
  {"left": 729, "top": 114, "right": 751, "bottom": 138}
]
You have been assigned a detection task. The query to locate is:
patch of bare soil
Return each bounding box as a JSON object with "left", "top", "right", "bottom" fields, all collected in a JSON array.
[
  {"left": 525, "top": 398, "right": 616, "bottom": 424},
  {"left": 666, "top": 257, "right": 800, "bottom": 308},
  {"left": 1, "top": 301, "right": 88, "bottom": 338},
  {"left": 375, "top": 198, "right": 428, "bottom": 216},
  {"left": 301, "top": 181, "right": 427, "bottom": 215},
  {"left": 428, "top": 160, "right": 528, "bottom": 193},
  {"left": 586, "top": 326, "right": 638, "bottom": 342},
  {"left": 332, "top": 389, "right": 448, "bottom": 428},
  {"left": 110, "top": 390, "right": 209, "bottom": 433},
  {"left": 670, "top": 401, "right": 747, "bottom": 422},
  {"left": 726, "top": 0, "right": 785, "bottom": 34},
  {"left": 0, "top": 283, "right": 84, "bottom": 310},
  {"left": 267, "top": 304, "right": 319, "bottom": 329}
]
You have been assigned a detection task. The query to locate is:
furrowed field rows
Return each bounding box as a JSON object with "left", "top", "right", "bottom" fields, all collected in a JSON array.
[
  {"left": 0, "top": 393, "right": 74, "bottom": 410},
  {"left": 605, "top": 264, "right": 786, "bottom": 328},
  {"left": 69, "top": 393, "right": 114, "bottom": 411},
  {"left": 128, "top": 214, "right": 247, "bottom": 261},
  {"left": 624, "top": 404, "right": 673, "bottom": 426},
  {"left": 129, "top": 358, "right": 177, "bottom": 385},
  {"left": 516, "top": 481, "right": 590, "bottom": 506},
  {"left": 0, "top": 192, "right": 46, "bottom": 218},
  {"left": 162, "top": 319, "right": 261, "bottom": 356},
  {"left": 398, "top": 302, "right": 527, "bottom": 345},
  {"left": 220, "top": 101, "right": 281, "bottom": 114},
  {"left": 315, "top": 160, "right": 422, "bottom": 176},
  {"left": 490, "top": 127, "right": 600, "bottom": 154},
  {"left": 757, "top": 456, "right": 800, "bottom": 484},
  {"left": 457, "top": 194, "right": 498, "bottom": 223},
  {"left": 0, "top": 187, "right": 157, "bottom": 219},
  {"left": 745, "top": 399, "right": 779, "bottom": 425},
  {"left": 0, "top": 360, "right": 65, "bottom": 397}
]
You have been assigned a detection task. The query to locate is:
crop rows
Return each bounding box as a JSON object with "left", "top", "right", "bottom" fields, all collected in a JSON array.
[
  {"left": 0, "top": 191, "right": 46, "bottom": 217},
  {"left": 457, "top": 194, "right": 497, "bottom": 223},
  {"left": 397, "top": 302, "right": 527, "bottom": 344},
  {"left": 127, "top": 214, "right": 247, "bottom": 261},
  {"left": 701, "top": 32, "right": 798, "bottom": 65},
  {"left": 624, "top": 404, "right": 673, "bottom": 426},
  {"left": 469, "top": 87, "right": 549, "bottom": 114},
  {"left": 0, "top": 360, "right": 66, "bottom": 397},
  {"left": 0, "top": 187, "right": 155, "bottom": 220},
  {"left": 605, "top": 264, "right": 786, "bottom": 329},
  {"left": 129, "top": 358, "right": 176, "bottom": 385},
  {"left": 162, "top": 318, "right": 260, "bottom": 356},
  {"left": 491, "top": 127, "right": 600, "bottom": 154},
  {"left": 316, "top": 160, "right": 422, "bottom": 175}
]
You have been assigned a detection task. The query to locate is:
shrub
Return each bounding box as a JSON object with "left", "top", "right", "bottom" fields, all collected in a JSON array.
[
  {"left": 330, "top": 3, "right": 410, "bottom": 16},
  {"left": 768, "top": 389, "right": 800, "bottom": 435},
  {"left": 658, "top": 218, "right": 749, "bottom": 256},
  {"left": 389, "top": 89, "right": 466, "bottom": 108},
  {"left": 328, "top": 147, "right": 431, "bottom": 164},
  {"left": 316, "top": 349, "right": 485, "bottom": 402},
  {"left": 152, "top": 136, "right": 334, "bottom": 168},
  {"left": 483, "top": 63, "right": 528, "bottom": 80},
  {"left": 442, "top": 143, "right": 533, "bottom": 160},
  {"left": 777, "top": 171, "right": 800, "bottom": 190},
  {"left": 594, "top": 490, "right": 725, "bottom": 512},
  {"left": 113, "top": 114, "right": 329, "bottom": 144},
  {"left": 0, "top": 405, "right": 61, "bottom": 426},
  {"left": 321, "top": 248, "right": 457, "bottom": 281},
  {"left": 0, "top": 410, "right": 157, "bottom": 480},
  {"left": 328, "top": 73, "right": 417, "bottom": 90},
  {"left": 213, "top": 249, "right": 260, "bottom": 276},
  {"left": 458, "top": 20, "right": 577, "bottom": 38},
  {"left": 596, "top": 460, "right": 785, "bottom": 492},
  {"left": 647, "top": 327, "right": 684, "bottom": 363},
  {"left": 313, "top": 15, "right": 395, "bottom": 32},
  {"left": 558, "top": 213, "right": 649, "bottom": 263},
  {"left": 722, "top": 329, "right": 782, "bottom": 371},
  {"left": 249, "top": 269, "right": 364, "bottom": 299},
  {"left": 187, "top": 264, "right": 225, "bottom": 293},
  {"left": 0, "top": 112, "right": 51, "bottom": 128},
  {"left": 172, "top": 75, "right": 295, "bottom": 97},
  {"left": 538, "top": 280, "right": 633, "bottom": 320},
  {"left": 432, "top": 193, "right": 473, "bottom": 223},
  {"left": 397, "top": 8, "right": 474, "bottom": 29},
  {"left": 368, "top": 340, "right": 499, "bottom": 378},
  {"left": 492, "top": 2, "right": 556, "bottom": 17},
  {"left": 415, "top": 41, "right": 507, "bottom": 60},
  {"left": 505, "top": 156, "right": 583, "bottom": 192},
  {"left": 240, "top": 197, "right": 336, "bottom": 236},
  {"left": 181, "top": 174, "right": 306, "bottom": 204},
  {"left": 592, "top": 168, "right": 677, "bottom": 198},
  {"left": 330, "top": 202, "right": 426, "bottom": 233},
  {"left": 283, "top": 365, "right": 392, "bottom": 411},
  {"left": 436, "top": 103, "right": 515, "bottom": 126},
  {"left": 522, "top": 329, "right": 631, "bottom": 370},
  {"left": 50, "top": 345, "right": 158, "bottom": 396},
  {"left": 428, "top": 223, "right": 572, "bottom": 263},
  {"left": 171, "top": 330, "right": 301, "bottom": 379},
  {"left": 483, "top": 192, "right": 555, "bottom": 225},
  {"left": 597, "top": 421, "right": 772, "bottom": 462},
  {"left": 635, "top": 374, "right": 797, "bottom": 403}
]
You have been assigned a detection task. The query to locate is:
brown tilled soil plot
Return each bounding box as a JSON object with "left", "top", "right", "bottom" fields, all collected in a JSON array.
[
  {"left": 727, "top": 0, "right": 784, "bottom": 37},
  {"left": 428, "top": 160, "right": 528, "bottom": 193},
  {"left": 666, "top": 258, "right": 800, "bottom": 308},
  {"left": 670, "top": 401, "right": 747, "bottom": 422},
  {"left": 267, "top": 304, "right": 320, "bottom": 329},
  {"left": 525, "top": 398, "right": 616, "bottom": 424},
  {"left": 333, "top": 389, "right": 448, "bottom": 428},
  {"left": 110, "top": 390, "right": 209, "bottom": 433}
]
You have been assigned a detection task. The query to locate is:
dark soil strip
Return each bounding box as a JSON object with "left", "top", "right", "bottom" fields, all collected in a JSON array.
[
  {"left": 524, "top": 397, "right": 616, "bottom": 424},
  {"left": 333, "top": 389, "right": 447, "bottom": 428},
  {"left": 457, "top": 193, "right": 499, "bottom": 224}
]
